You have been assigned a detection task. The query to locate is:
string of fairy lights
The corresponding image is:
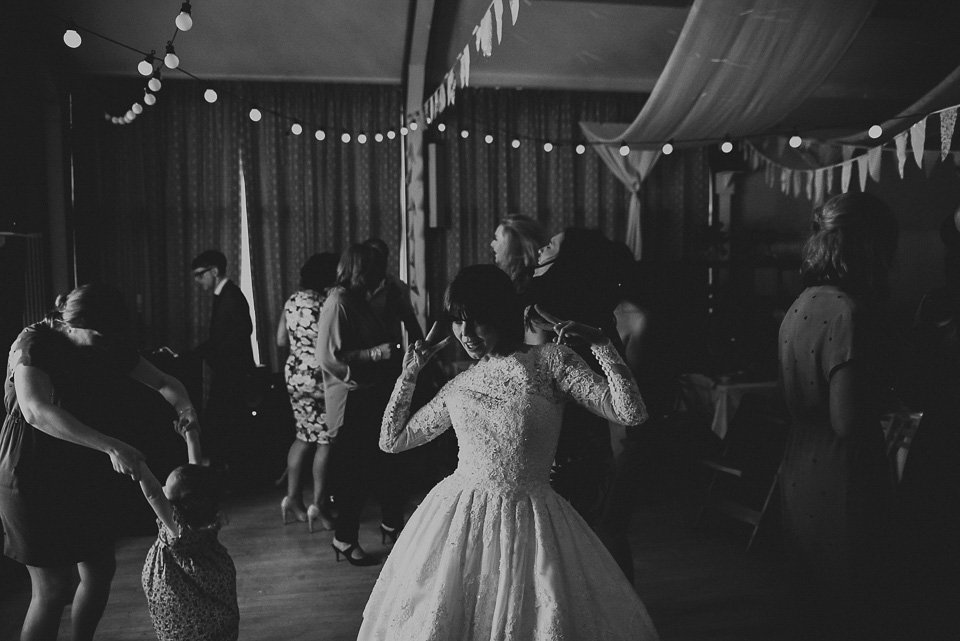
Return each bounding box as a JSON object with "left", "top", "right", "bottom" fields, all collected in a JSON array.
[{"left": 57, "top": 5, "right": 943, "bottom": 159}]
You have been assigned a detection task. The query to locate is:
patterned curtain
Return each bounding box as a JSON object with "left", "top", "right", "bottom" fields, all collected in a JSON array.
[
  {"left": 70, "top": 77, "right": 244, "bottom": 353},
  {"left": 239, "top": 82, "right": 402, "bottom": 369}
]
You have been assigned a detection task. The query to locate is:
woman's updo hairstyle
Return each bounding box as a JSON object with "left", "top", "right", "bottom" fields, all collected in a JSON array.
[
  {"left": 801, "top": 192, "right": 898, "bottom": 300},
  {"left": 53, "top": 283, "right": 130, "bottom": 336},
  {"left": 445, "top": 264, "right": 523, "bottom": 345}
]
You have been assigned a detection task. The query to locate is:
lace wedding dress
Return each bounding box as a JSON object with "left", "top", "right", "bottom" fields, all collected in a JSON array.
[{"left": 358, "top": 342, "right": 660, "bottom": 640}]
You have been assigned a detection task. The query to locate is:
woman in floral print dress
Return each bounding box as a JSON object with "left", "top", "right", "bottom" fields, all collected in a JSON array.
[{"left": 276, "top": 253, "right": 339, "bottom": 531}]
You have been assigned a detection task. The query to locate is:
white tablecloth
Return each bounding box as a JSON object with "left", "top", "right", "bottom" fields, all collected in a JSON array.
[{"left": 679, "top": 373, "right": 779, "bottom": 439}]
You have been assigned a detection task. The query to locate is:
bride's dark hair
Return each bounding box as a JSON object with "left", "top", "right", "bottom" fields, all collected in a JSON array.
[{"left": 445, "top": 264, "right": 523, "bottom": 345}]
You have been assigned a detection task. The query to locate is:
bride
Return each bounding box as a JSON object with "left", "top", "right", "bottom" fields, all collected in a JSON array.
[{"left": 358, "top": 264, "right": 659, "bottom": 640}]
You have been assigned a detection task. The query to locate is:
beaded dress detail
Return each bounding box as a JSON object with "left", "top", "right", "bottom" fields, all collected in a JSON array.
[{"left": 359, "top": 342, "right": 659, "bottom": 641}]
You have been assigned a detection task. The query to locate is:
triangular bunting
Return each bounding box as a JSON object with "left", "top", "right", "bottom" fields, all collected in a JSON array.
[
  {"left": 867, "top": 146, "right": 882, "bottom": 182},
  {"left": 438, "top": 83, "right": 447, "bottom": 114},
  {"left": 781, "top": 168, "right": 791, "bottom": 194},
  {"left": 805, "top": 171, "right": 813, "bottom": 201},
  {"left": 825, "top": 165, "right": 835, "bottom": 195},
  {"left": 460, "top": 46, "right": 470, "bottom": 87},
  {"left": 895, "top": 132, "right": 908, "bottom": 178},
  {"left": 858, "top": 155, "right": 869, "bottom": 191},
  {"left": 910, "top": 119, "right": 926, "bottom": 169},
  {"left": 446, "top": 72, "right": 456, "bottom": 106},
  {"left": 793, "top": 170, "right": 802, "bottom": 197},
  {"left": 493, "top": 0, "right": 504, "bottom": 44},
  {"left": 479, "top": 9, "right": 494, "bottom": 57},
  {"left": 841, "top": 161, "right": 852, "bottom": 193},
  {"left": 842, "top": 145, "right": 856, "bottom": 161},
  {"left": 510, "top": 0, "right": 519, "bottom": 25},
  {"left": 776, "top": 137, "right": 787, "bottom": 156},
  {"left": 814, "top": 170, "right": 824, "bottom": 205},
  {"left": 941, "top": 107, "right": 957, "bottom": 161}
]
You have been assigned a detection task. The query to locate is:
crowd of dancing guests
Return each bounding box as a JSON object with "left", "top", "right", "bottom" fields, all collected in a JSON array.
[{"left": 2, "top": 195, "right": 958, "bottom": 640}]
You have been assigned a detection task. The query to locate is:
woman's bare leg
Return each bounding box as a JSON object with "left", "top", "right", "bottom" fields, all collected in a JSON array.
[
  {"left": 72, "top": 549, "right": 116, "bottom": 641},
  {"left": 286, "top": 439, "right": 311, "bottom": 507},
  {"left": 21, "top": 565, "right": 73, "bottom": 641},
  {"left": 311, "top": 443, "right": 332, "bottom": 509}
]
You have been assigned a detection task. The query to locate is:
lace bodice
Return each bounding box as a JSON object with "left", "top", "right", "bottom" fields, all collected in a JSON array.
[{"left": 381, "top": 342, "right": 646, "bottom": 491}]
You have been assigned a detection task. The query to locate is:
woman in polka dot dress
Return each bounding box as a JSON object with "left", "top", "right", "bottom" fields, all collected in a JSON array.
[{"left": 778, "top": 192, "right": 897, "bottom": 638}]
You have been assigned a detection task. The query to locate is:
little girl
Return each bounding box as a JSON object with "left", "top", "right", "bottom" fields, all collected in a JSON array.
[{"left": 138, "top": 428, "right": 240, "bottom": 640}]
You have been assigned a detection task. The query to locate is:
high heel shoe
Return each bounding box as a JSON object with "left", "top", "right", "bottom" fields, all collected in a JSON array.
[
  {"left": 380, "top": 523, "right": 403, "bottom": 544},
  {"left": 307, "top": 504, "right": 333, "bottom": 533},
  {"left": 331, "top": 542, "right": 379, "bottom": 567},
  {"left": 281, "top": 496, "right": 307, "bottom": 524}
]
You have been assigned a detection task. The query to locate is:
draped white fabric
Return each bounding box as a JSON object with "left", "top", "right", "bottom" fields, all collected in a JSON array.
[
  {"left": 580, "top": 0, "right": 875, "bottom": 148},
  {"left": 580, "top": 123, "right": 659, "bottom": 260}
]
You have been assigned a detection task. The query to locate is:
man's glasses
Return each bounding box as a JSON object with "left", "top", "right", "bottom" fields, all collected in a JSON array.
[{"left": 192, "top": 267, "right": 213, "bottom": 280}]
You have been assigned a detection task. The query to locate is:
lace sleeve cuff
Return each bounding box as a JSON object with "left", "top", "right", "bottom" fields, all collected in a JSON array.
[
  {"left": 379, "top": 377, "right": 417, "bottom": 452},
  {"left": 591, "top": 342, "right": 648, "bottom": 425}
]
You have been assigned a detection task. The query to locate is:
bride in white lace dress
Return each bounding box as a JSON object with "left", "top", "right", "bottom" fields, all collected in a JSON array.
[{"left": 358, "top": 265, "right": 659, "bottom": 641}]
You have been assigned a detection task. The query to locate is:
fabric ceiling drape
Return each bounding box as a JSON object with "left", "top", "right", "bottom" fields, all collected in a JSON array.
[
  {"left": 581, "top": 0, "right": 875, "bottom": 148},
  {"left": 240, "top": 82, "right": 402, "bottom": 368}
]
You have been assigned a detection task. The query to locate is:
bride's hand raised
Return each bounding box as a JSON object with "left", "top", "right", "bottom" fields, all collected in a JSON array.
[
  {"left": 402, "top": 322, "right": 451, "bottom": 378},
  {"left": 533, "top": 306, "right": 610, "bottom": 347}
]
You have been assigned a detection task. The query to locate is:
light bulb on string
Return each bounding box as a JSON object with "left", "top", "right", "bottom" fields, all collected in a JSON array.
[
  {"left": 788, "top": 133, "right": 802, "bottom": 149},
  {"left": 720, "top": 136, "right": 733, "bottom": 154},
  {"left": 386, "top": 130, "right": 396, "bottom": 140},
  {"left": 175, "top": 2, "right": 193, "bottom": 31},
  {"left": 437, "top": 123, "right": 446, "bottom": 133},
  {"left": 148, "top": 70, "right": 162, "bottom": 93},
  {"left": 410, "top": 121, "right": 418, "bottom": 131},
  {"left": 143, "top": 92, "right": 156, "bottom": 106},
  {"left": 484, "top": 134, "right": 493, "bottom": 144},
  {"left": 203, "top": 88, "right": 217, "bottom": 103},
  {"left": 511, "top": 138, "right": 520, "bottom": 149},
  {"left": 138, "top": 51, "right": 156, "bottom": 77},
  {"left": 374, "top": 132, "right": 384, "bottom": 143},
  {"left": 619, "top": 143, "right": 630, "bottom": 156},
  {"left": 868, "top": 124, "right": 883, "bottom": 139},
  {"left": 123, "top": 114, "right": 133, "bottom": 123},
  {"left": 543, "top": 141, "right": 553, "bottom": 152},
  {"left": 125, "top": 110, "right": 135, "bottom": 120},
  {"left": 341, "top": 132, "right": 351, "bottom": 143},
  {"left": 314, "top": 129, "right": 326, "bottom": 141},
  {"left": 164, "top": 42, "right": 179, "bottom": 70},
  {"left": 291, "top": 123, "right": 303, "bottom": 136},
  {"left": 131, "top": 103, "right": 143, "bottom": 115},
  {"left": 357, "top": 133, "right": 367, "bottom": 144},
  {"left": 575, "top": 144, "right": 586, "bottom": 155},
  {"left": 63, "top": 21, "right": 81, "bottom": 48},
  {"left": 662, "top": 140, "right": 674, "bottom": 155},
  {"left": 249, "top": 108, "right": 262, "bottom": 122},
  {"left": 460, "top": 129, "right": 469, "bottom": 139},
  {"left": 400, "top": 126, "right": 408, "bottom": 136}
]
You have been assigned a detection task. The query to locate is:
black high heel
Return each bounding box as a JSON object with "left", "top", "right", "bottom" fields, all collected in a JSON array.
[
  {"left": 331, "top": 542, "right": 379, "bottom": 567},
  {"left": 380, "top": 523, "right": 403, "bottom": 545}
]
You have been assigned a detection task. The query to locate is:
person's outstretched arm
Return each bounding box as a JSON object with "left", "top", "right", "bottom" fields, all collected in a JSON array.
[
  {"left": 138, "top": 461, "right": 178, "bottom": 537},
  {"left": 127, "top": 356, "right": 199, "bottom": 436}
]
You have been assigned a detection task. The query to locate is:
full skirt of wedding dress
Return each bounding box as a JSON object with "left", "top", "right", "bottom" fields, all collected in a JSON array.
[{"left": 359, "top": 472, "right": 659, "bottom": 641}]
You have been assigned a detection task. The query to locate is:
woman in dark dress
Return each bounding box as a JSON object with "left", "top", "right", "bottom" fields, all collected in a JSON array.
[
  {"left": 0, "top": 284, "right": 198, "bottom": 641},
  {"left": 778, "top": 193, "right": 898, "bottom": 639}
]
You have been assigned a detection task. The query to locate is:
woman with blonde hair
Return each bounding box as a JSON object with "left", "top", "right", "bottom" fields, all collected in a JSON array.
[{"left": 490, "top": 215, "right": 546, "bottom": 293}]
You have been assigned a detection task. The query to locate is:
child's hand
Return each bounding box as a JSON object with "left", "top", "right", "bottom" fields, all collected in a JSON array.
[{"left": 174, "top": 407, "right": 199, "bottom": 436}]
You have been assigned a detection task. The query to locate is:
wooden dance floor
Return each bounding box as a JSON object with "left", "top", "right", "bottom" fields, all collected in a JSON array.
[{"left": 1, "top": 479, "right": 801, "bottom": 641}]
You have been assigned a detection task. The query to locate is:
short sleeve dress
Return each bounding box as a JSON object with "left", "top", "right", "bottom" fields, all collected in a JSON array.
[
  {"left": 282, "top": 289, "right": 330, "bottom": 443},
  {"left": 0, "top": 320, "right": 139, "bottom": 566},
  {"left": 778, "top": 286, "right": 891, "bottom": 614},
  {"left": 142, "top": 510, "right": 239, "bottom": 641}
]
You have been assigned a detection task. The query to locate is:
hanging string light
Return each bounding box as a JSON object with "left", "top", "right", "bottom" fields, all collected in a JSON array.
[
  {"left": 868, "top": 124, "right": 883, "bottom": 139},
  {"left": 400, "top": 126, "right": 409, "bottom": 136},
  {"left": 143, "top": 91, "right": 157, "bottom": 106},
  {"left": 720, "top": 136, "right": 733, "bottom": 154},
  {"left": 203, "top": 88, "right": 217, "bottom": 103},
  {"left": 148, "top": 69, "right": 162, "bottom": 92},
  {"left": 788, "top": 133, "right": 802, "bottom": 148},
  {"left": 662, "top": 140, "right": 674, "bottom": 155},
  {"left": 315, "top": 129, "right": 326, "bottom": 141},
  {"left": 437, "top": 123, "right": 446, "bottom": 133},
  {"left": 409, "top": 121, "right": 419, "bottom": 131},
  {"left": 175, "top": 2, "right": 193, "bottom": 31},
  {"left": 619, "top": 143, "right": 630, "bottom": 156},
  {"left": 63, "top": 21, "right": 82, "bottom": 48},
  {"left": 374, "top": 132, "right": 384, "bottom": 142},
  {"left": 249, "top": 107, "right": 262, "bottom": 122},
  {"left": 484, "top": 134, "right": 493, "bottom": 144},
  {"left": 341, "top": 132, "right": 351, "bottom": 143},
  {"left": 131, "top": 103, "right": 143, "bottom": 114},
  {"left": 138, "top": 51, "right": 156, "bottom": 76},
  {"left": 357, "top": 133, "right": 368, "bottom": 144},
  {"left": 511, "top": 138, "right": 521, "bottom": 149},
  {"left": 460, "top": 129, "right": 469, "bottom": 139},
  {"left": 543, "top": 141, "right": 553, "bottom": 152},
  {"left": 575, "top": 144, "right": 585, "bottom": 155},
  {"left": 164, "top": 42, "right": 179, "bottom": 69},
  {"left": 386, "top": 130, "right": 396, "bottom": 140},
  {"left": 291, "top": 123, "right": 303, "bottom": 135}
]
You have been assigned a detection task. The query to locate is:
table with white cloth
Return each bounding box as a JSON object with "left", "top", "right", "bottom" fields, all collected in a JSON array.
[{"left": 678, "top": 373, "right": 780, "bottom": 440}]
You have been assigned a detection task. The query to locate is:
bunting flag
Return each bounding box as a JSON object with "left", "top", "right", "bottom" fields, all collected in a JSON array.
[
  {"left": 493, "top": 0, "right": 504, "bottom": 44},
  {"left": 910, "top": 119, "right": 926, "bottom": 169},
  {"left": 803, "top": 171, "right": 811, "bottom": 201},
  {"left": 781, "top": 168, "right": 792, "bottom": 194},
  {"left": 437, "top": 83, "right": 447, "bottom": 114},
  {"left": 478, "top": 9, "right": 494, "bottom": 57},
  {"left": 895, "top": 131, "right": 909, "bottom": 178},
  {"left": 446, "top": 71, "right": 456, "bottom": 107},
  {"left": 825, "top": 165, "right": 835, "bottom": 195},
  {"left": 460, "top": 45, "right": 470, "bottom": 87},
  {"left": 841, "top": 145, "right": 856, "bottom": 161},
  {"left": 858, "top": 155, "right": 869, "bottom": 191},
  {"left": 867, "top": 146, "right": 882, "bottom": 182},
  {"left": 510, "top": 0, "right": 519, "bottom": 25},
  {"left": 814, "top": 170, "right": 824, "bottom": 204},
  {"left": 793, "top": 170, "right": 802, "bottom": 197},
  {"left": 941, "top": 107, "right": 957, "bottom": 160},
  {"left": 841, "top": 161, "right": 852, "bottom": 192}
]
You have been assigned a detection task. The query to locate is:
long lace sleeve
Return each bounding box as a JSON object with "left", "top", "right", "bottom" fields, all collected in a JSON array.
[
  {"left": 380, "top": 375, "right": 453, "bottom": 453},
  {"left": 552, "top": 343, "right": 648, "bottom": 426}
]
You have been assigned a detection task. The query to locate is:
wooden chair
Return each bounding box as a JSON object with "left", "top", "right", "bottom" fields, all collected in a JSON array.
[{"left": 694, "top": 391, "right": 790, "bottom": 551}]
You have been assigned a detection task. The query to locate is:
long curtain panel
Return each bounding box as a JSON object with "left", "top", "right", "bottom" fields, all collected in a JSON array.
[
  {"left": 240, "top": 82, "right": 403, "bottom": 368},
  {"left": 70, "top": 77, "right": 245, "bottom": 352}
]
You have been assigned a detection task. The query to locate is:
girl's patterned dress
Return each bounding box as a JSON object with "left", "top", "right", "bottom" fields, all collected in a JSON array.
[
  {"left": 283, "top": 289, "right": 331, "bottom": 443},
  {"left": 142, "top": 510, "right": 239, "bottom": 641}
]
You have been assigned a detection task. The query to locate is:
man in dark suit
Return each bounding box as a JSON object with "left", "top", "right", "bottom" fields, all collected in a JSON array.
[{"left": 191, "top": 249, "right": 255, "bottom": 478}]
